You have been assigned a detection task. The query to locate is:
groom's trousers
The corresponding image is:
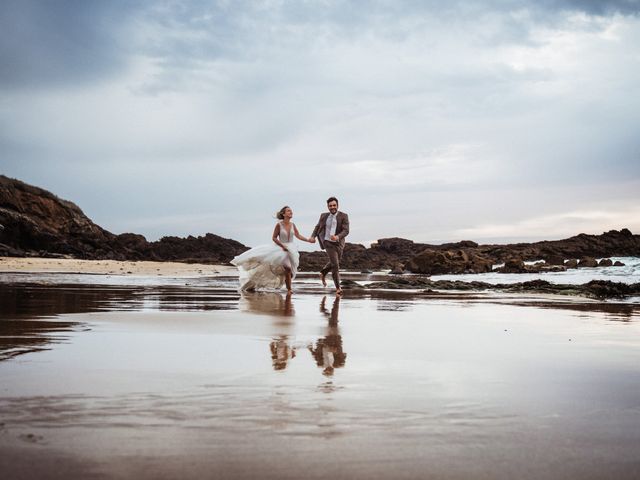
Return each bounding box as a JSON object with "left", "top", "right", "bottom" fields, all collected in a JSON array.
[{"left": 321, "top": 241, "right": 343, "bottom": 289}]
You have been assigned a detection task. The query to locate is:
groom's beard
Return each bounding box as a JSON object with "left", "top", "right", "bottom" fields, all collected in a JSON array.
[{"left": 329, "top": 208, "right": 337, "bottom": 214}]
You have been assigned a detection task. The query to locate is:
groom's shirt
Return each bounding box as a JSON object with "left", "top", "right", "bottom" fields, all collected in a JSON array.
[{"left": 324, "top": 213, "right": 338, "bottom": 241}]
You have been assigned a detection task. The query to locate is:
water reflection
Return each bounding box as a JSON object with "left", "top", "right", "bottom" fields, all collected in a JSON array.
[
  {"left": 239, "top": 291, "right": 295, "bottom": 317},
  {"left": 239, "top": 293, "right": 348, "bottom": 375},
  {"left": 239, "top": 292, "right": 299, "bottom": 371},
  {"left": 3, "top": 280, "right": 637, "bottom": 367},
  {"left": 0, "top": 318, "right": 84, "bottom": 361},
  {"left": 309, "top": 296, "right": 347, "bottom": 376}
]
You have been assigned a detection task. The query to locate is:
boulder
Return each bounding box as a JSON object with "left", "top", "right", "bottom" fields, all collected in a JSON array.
[
  {"left": 389, "top": 263, "right": 404, "bottom": 275},
  {"left": 578, "top": 257, "right": 598, "bottom": 268},
  {"left": 564, "top": 259, "right": 578, "bottom": 268},
  {"left": 613, "top": 261, "right": 625, "bottom": 267},
  {"left": 340, "top": 279, "right": 364, "bottom": 289},
  {"left": 406, "top": 249, "right": 493, "bottom": 275},
  {"left": 598, "top": 258, "right": 613, "bottom": 267},
  {"left": 498, "top": 257, "right": 527, "bottom": 273},
  {"left": 544, "top": 254, "right": 566, "bottom": 265}
]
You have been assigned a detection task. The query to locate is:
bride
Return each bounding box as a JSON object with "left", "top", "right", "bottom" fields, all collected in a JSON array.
[{"left": 231, "top": 206, "right": 314, "bottom": 293}]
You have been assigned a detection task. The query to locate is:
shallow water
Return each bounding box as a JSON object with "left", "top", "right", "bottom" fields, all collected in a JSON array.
[
  {"left": 433, "top": 256, "right": 640, "bottom": 285},
  {"left": 1, "top": 278, "right": 640, "bottom": 479}
]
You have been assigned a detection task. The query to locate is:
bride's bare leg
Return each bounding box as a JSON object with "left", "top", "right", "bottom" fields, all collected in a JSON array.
[{"left": 284, "top": 267, "right": 292, "bottom": 293}]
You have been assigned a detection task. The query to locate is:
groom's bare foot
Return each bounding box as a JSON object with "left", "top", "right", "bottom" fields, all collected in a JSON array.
[
  {"left": 336, "top": 288, "right": 343, "bottom": 296},
  {"left": 320, "top": 272, "right": 327, "bottom": 287}
]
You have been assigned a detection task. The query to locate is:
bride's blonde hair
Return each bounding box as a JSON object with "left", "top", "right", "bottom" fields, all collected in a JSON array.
[{"left": 275, "top": 205, "right": 290, "bottom": 220}]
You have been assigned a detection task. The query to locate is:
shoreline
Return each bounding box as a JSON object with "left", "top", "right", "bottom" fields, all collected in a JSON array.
[
  {"left": 0, "top": 256, "right": 235, "bottom": 277},
  {"left": 1, "top": 256, "right": 638, "bottom": 301}
]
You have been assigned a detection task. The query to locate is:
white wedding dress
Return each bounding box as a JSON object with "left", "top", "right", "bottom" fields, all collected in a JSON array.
[{"left": 231, "top": 221, "right": 300, "bottom": 291}]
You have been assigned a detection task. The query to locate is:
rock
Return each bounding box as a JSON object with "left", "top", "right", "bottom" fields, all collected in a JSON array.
[
  {"left": 340, "top": 279, "right": 364, "bottom": 289},
  {"left": 497, "top": 257, "right": 567, "bottom": 274},
  {"left": 360, "top": 269, "right": 373, "bottom": 274},
  {"left": 582, "top": 280, "right": 640, "bottom": 298},
  {"left": 0, "top": 175, "right": 248, "bottom": 263},
  {"left": 613, "top": 261, "right": 625, "bottom": 267},
  {"left": 0, "top": 242, "right": 26, "bottom": 257},
  {"left": 578, "top": 257, "right": 598, "bottom": 268},
  {"left": 406, "top": 249, "right": 493, "bottom": 275},
  {"left": 367, "top": 276, "right": 433, "bottom": 289},
  {"left": 598, "top": 258, "right": 613, "bottom": 267},
  {"left": 498, "top": 257, "right": 527, "bottom": 273},
  {"left": 565, "top": 259, "right": 578, "bottom": 268},
  {"left": 362, "top": 278, "right": 640, "bottom": 300},
  {"left": 538, "top": 264, "right": 567, "bottom": 272},
  {"left": 544, "top": 254, "right": 566, "bottom": 265},
  {"left": 389, "top": 263, "right": 404, "bottom": 275}
]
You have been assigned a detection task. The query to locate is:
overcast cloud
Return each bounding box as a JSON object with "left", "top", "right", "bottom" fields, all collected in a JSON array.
[{"left": 1, "top": 0, "right": 639, "bottom": 248}]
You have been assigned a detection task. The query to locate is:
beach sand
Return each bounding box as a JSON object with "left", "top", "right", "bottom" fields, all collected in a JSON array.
[{"left": 0, "top": 256, "right": 235, "bottom": 277}]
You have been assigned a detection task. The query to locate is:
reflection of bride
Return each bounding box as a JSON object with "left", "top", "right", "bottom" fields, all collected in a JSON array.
[
  {"left": 239, "top": 291, "right": 295, "bottom": 316},
  {"left": 239, "top": 292, "right": 298, "bottom": 371},
  {"left": 309, "top": 296, "right": 347, "bottom": 376},
  {"left": 231, "top": 206, "right": 313, "bottom": 293},
  {"left": 270, "top": 336, "right": 297, "bottom": 371}
]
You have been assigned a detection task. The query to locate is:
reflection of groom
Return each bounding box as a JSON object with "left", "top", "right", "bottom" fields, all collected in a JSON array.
[
  {"left": 310, "top": 197, "right": 350, "bottom": 295},
  {"left": 309, "top": 296, "right": 347, "bottom": 376}
]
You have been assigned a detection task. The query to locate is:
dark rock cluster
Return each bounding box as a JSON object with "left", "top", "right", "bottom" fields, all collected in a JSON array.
[{"left": 344, "top": 276, "right": 640, "bottom": 300}]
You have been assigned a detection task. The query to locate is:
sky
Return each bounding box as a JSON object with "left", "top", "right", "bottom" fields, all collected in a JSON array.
[{"left": 1, "top": 0, "right": 639, "bottom": 249}]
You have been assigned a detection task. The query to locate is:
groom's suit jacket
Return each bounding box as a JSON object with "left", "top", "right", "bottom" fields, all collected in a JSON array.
[{"left": 312, "top": 211, "right": 350, "bottom": 250}]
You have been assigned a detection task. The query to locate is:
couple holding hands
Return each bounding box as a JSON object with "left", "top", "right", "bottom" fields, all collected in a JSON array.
[{"left": 231, "top": 197, "right": 349, "bottom": 295}]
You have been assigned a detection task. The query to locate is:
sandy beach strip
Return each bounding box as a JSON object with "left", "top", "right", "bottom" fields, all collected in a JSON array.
[{"left": 0, "top": 256, "right": 236, "bottom": 277}]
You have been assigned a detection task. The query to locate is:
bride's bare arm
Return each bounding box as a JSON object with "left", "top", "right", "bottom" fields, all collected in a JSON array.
[
  {"left": 272, "top": 223, "right": 288, "bottom": 251},
  {"left": 293, "top": 224, "right": 312, "bottom": 243}
]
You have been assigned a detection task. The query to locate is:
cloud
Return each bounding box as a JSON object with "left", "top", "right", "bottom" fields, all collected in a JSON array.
[
  {"left": 0, "top": 0, "right": 141, "bottom": 89},
  {"left": 453, "top": 204, "right": 640, "bottom": 241},
  {"left": 1, "top": 1, "right": 639, "bottom": 246}
]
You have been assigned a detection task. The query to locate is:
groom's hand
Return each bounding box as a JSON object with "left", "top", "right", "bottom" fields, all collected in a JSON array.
[
  {"left": 309, "top": 237, "right": 316, "bottom": 244},
  {"left": 330, "top": 235, "right": 338, "bottom": 241}
]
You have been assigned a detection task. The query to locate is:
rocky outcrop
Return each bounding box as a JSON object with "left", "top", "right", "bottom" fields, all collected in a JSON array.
[
  {"left": 405, "top": 249, "right": 493, "bottom": 275},
  {"left": 0, "top": 175, "right": 248, "bottom": 263},
  {"left": 498, "top": 258, "right": 527, "bottom": 273},
  {"left": 496, "top": 258, "right": 567, "bottom": 274},
  {"left": 480, "top": 229, "right": 640, "bottom": 263},
  {"left": 0, "top": 175, "right": 119, "bottom": 258},
  {"left": 578, "top": 257, "right": 599, "bottom": 268},
  {"left": 565, "top": 259, "right": 578, "bottom": 269},
  {"left": 301, "top": 229, "right": 640, "bottom": 273},
  {"left": 349, "top": 277, "right": 640, "bottom": 300}
]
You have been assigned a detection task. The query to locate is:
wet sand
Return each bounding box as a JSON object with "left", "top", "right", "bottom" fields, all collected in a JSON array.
[{"left": 1, "top": 275, "right": 640, "bottom": 479}]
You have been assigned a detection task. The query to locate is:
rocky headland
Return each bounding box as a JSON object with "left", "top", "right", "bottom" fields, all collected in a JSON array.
[
  {"left": 0, "top": 175, "right": 248, "bottom": 263},
  {"left": 2, "top": 175, "right": 639, "bottom": 273}
]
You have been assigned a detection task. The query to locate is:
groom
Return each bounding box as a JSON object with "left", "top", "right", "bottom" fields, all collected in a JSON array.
[{"left": 310, "top": 197, "right": 350, "bottom": 295}]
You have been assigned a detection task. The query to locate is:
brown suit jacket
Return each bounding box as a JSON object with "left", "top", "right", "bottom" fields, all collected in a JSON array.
[{"left": 312, "top": 211, "right": 350, "bottom": 250}]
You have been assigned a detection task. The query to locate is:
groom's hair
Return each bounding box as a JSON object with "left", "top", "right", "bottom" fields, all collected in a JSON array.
[{"left": 326, "top": 196, "right": 338, "bottom": 205}]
